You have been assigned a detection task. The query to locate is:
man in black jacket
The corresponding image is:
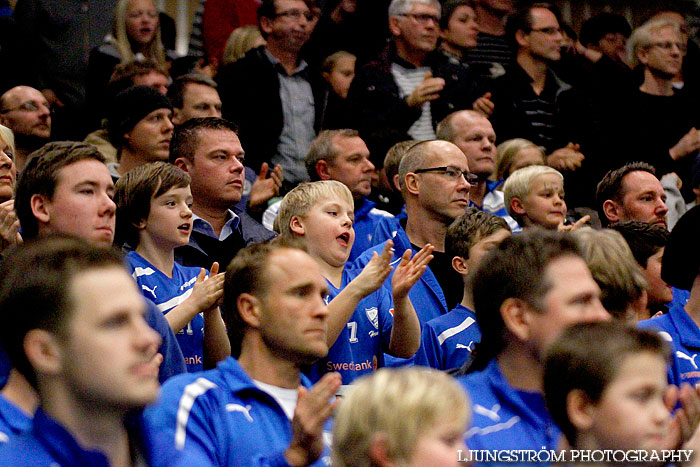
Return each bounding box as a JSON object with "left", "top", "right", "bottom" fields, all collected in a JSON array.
[
  {"left": 347, "top": 0, "right": 483, "bottom": 158},
  {"left": 170, "top": 118, "right": 276, "bottom": 270},
  {"left": 216, "top": 0, "right": 324, "bottom": 189}
]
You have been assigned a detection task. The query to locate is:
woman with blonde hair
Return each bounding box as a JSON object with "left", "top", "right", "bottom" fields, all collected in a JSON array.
[
  {"left": 495, "top": 138, "right": 546, "bottom": 184},
  {"left": 333, "top": 368, "right": 470, "bottom": 467},
  {"left": 221, "top": 26, "right": 266, "bottom": 67}
]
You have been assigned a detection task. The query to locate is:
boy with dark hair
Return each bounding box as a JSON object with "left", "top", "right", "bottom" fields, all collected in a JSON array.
[
  {"left": 458, "top": 230, "right": 609, "bottom": 455},
  {"left": 115, "top": 162, "right": 230, "bottom": 372},
  {"left": 639, "top": 206, "right": 700, "bottom": 389},
  {"left": 0, "top": 237, "right": 199, "bottom": 465},
  {"left": 610, "top": 220, "right": 673, "bottom": 314},
  {"left": 415, "top": 208, "right": 510, "bottom": 370},
  {"left": 545, "top": 321, "right": 697, "bottom": 458}
]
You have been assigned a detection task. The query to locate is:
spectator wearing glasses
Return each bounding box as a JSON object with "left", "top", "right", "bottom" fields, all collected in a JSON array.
[
  {"left": 487, "top": 3, "right": 585, "bottom": 180},
  {"left": 0, "top": 86, "right": 51, "bottom": 172},
  {"left": 601, "top": 19, "right": 700, "bottom": 203},
  {"left": 347, "top": 0, "right": 484, "bottom": 161},
  {"left": 216, "top": 0, "right": 326, "bottom": 189},
  {"left": 353, "top": 140, "right": 472, "bottom": 354}
]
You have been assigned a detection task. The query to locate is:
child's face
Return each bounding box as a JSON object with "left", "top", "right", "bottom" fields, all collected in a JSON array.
[
  {"left": 142, "top": 185, "right": 193, "bottom": 249},
  {"left": 644, "top": 247, "right": 673, "bottom": 307},
  {"left": 463, "top": 228, "right": 511, "bottom": 278},
  {"left": 586, "top": 352, "right": 670, "bottom": 452},
  {"left": 296, "top": 197, "right": 355, "bottom": 268},
  {"left": 323, "top": 56, "right": 356, "bottom": 99},
  {"left": 409, "top": 418, "right": 468, "bottom": 467},
  {"left": 520, "top": 173, "right": 566, "bottom": 230}
]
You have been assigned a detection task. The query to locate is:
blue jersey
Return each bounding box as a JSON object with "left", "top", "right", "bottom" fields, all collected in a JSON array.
[
  {"left": 0, "top": 394, "right": 31, "bottom": 443},
  {"left": 127, "top": 251, "right": 205, "bottom": 372},
  {"left": 639, "top": 300, "right": 700, "bottom": 389},
  {"left": 0, "top": 408, "right": 204, "bottom": 466},
  {"left": 144, "top": 357, "right": 332, "bottom": 467},
  {"left": 470, "top": 180, "right": 521, "bottom": 233},
  {"left": 458, "top": 360, "right": 562, "bottom": 466},
  {"left": 306, "top": 266, "right": 394, "bottom": 384},
  {"left": 414, "top": 304, "right": 480, "bottom": 371},
  {"left": 350, "top": 198, "right": 394, "bottom": 262}
]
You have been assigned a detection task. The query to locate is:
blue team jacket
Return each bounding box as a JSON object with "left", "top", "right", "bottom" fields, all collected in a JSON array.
[
  {"left": 0, "top": 394, "right": 31, "bottom": 443},
  {"left": 144, "top": 357, "right": 332, "bottom": 467},
  {"left": 349, "top": 198, "right": 394, "bottom": 263},
  {"left": 458, "top": 360, "right": 562, "bottom": 466},
  {"left": 0, "top": 408, "right": 203, "bottom": 466},
  {"left": 306, "top": 265, "right": 394, "bottom": 384},
  {"left": 414, "top": 304, "right": 480, "bottom": 371},
  {"left": 639, "top": 299, "right": 700, "bottom": 389}
]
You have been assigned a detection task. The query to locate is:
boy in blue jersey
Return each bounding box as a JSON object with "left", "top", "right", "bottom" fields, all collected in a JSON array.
[
  {"left": 504, "top": 165, "right": 590, "bottom": 231},
  {"left": 639, "top": 205, "right": 700, "bottom": 389},
  {"left": 115, "top": 162, "right": 230, "bottom": 372},
  {"left": 457, "top": 230, "right": 609, "bottom": 461},
  {"left": 276, "top": 180, "right": 431, "bottom": 384},
  {"left": 415, "top": 208, "right": 511, "bottom": 371},
  {"left": 145, "top": 242, "right": 342, "bottom": 467},
  {"left": 0, "top": 237, "right": 201, "bottom": 466},
  {"left": 545, "top": 321, "right": 700, "bottom": 459}
]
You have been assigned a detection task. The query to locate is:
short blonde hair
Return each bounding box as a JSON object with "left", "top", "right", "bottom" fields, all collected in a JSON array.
[
  {"left": 332, "top": 368, "right": 469, "bottom": 467},
  {"left": 0, "top": 124, "right": 15, "bottom": 159},
  {"left": 222, "top": 25, "right": 264, "bottom": 66},
  {"left": 572, "top": 227, "right": 647, "bottom": 321},
  {"left": 276, "top": 181, "right": 353, "bottom": 240},
  {"left": 503, "top": 165, "right": 563, "bottom": 225},
  {"left": 627, "top": 19, "right": 681, "bottom": 68},
  {"left": 321, "top": 50, "right": 356, "bottom": 74},
  {"left": 496, "top": 138, "right": 545, "bottom": 181}
]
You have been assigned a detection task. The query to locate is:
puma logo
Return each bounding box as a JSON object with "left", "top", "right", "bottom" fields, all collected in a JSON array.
[
  {"left": 141, "top": 284, "right": 157, "bottom": 299},
  {"left": 676, "top": 351, "right": 698, "bottom": 370},
  {"left": 226, "top": 403, "right": 253, "bottom": 422}
]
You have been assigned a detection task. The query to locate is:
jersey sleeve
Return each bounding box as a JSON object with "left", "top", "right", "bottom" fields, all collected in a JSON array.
[
  {"left": 414, "top": 323, "right": 443, "bottom": 370},
  {"left": 377, "top": 286, "right": 394, "bottom": 352}
]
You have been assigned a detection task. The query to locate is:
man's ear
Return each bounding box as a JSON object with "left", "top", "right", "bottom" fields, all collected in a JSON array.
[
  {"left": 452, "top": 255, "right": 469, "bottom": 276},
  {"left": 368, "top": 433, "right": 397, "bottom": 467},
  {"left": 500, "top": 297, "right": 532, "bottom": 342},
  {"left": 30, "top": 193, "right": 51, "bottom": 224},
  {"left": 388, "top": 16, "right": 402, "bottom": 38},
  {"left": 510, "top": 197, "right": 526, "bottom": 216},
  {"left": 171, "top": 108, "right": 183, "bottom": 126},
  {"left": 405, "top": 173, "right": 420, "bottom": 196},
  {"left": 602, "top": 200, "right": 621, "bottom": 223},
  {"left": 259, "top": 16, "right": 274, "bottom": 36},
  {"left": 636, "top": 48, "right": 649, "bottom": 66},
  {"left": 24, "top": 329, "right": 63, "bottom": 377},
  {"left": 174, "top": 157, "right": 192, "bottom": 172},
  {"left": 315, "top": 160, "right": 331, "bottom": 181},
  {"left": 236, "top": 293, "right": 263, "bottom": 329},
  {"left": 289, "top": 215, "right": 305, "bottom": 236},
  {"left": 515, "top": 29, "right": 530, "bottom": 48},
  {"left": 392, "top": 174, "right": 401, "bottom": 192},
  {"left": 566, "top": 389, "right": 596, "bottom": 433},
  {"left": 133, "top": 218, "right": 147, "bottom": 230}
]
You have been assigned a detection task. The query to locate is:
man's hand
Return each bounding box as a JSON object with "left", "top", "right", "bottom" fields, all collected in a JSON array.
[
  {"left": 0, "top": 199, "right": 21, "bottom": 248},
  {"left": 406, "top": 71, "right": 445, "bottom": 108},
  {"left": 472, "top": 92, "right": 495, "bottom": 117},
  {"left": 249, "top": 163, "right": 283, "bottom": 211},
  {"left": 392, "top": 244, "right": 434, "bottom": 300},
  {"left": 285, "top": 372, "right": 342, "bottom": 467},
  {"left": 547, "top": 142, "right": 585, "bottom": 171},
  {"left": 670, "top": 128, "right": 700, "bottom": 160}
]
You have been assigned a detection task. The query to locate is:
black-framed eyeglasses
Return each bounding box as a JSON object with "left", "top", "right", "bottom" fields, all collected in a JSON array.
[
  {"left": 528, "top": 26, "right": 562, "bottom": 36},
  {"left": 275, "top": 9, "right": 315, "bottom": 22},
  {"left": 399, "top": 13, "right": 440, "bottom": 25},
  {"left": 413, "top": 166, "right": 479, "bottom": 184},
  {"left": 0, "top": 101, "right": 51, "bottom": 114}
]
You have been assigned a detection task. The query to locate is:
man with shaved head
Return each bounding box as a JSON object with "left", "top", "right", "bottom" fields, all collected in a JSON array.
[
  {"left": 354, "top": 140, "right": 473, "bottom": 342},
  {"left": 0, "top": 86, "right": 51, "bottom": 171},
  {"left": 437, "top": 110, "right": 519, "bottom": 230}
]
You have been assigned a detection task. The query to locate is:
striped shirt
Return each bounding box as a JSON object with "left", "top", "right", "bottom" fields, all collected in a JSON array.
[
  {"left": 391, "top": 63, "right": 436, "bottom": 141},
  {"left": 463, "top": 33, "right": 514, "bottom": 80}
]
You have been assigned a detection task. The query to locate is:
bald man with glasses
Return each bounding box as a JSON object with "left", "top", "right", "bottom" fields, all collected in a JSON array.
[{"left": 0, "top": 86, "right": 51, "bottom": 171}]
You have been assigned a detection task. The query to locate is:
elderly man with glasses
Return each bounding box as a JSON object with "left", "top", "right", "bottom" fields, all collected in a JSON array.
[{"left": 348, "top": 0, "right": 484, "bottom": 159}]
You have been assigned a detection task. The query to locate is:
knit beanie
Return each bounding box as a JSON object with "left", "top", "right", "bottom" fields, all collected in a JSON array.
[
  {"left": 662, "top": 205, "right": 700, "bottom": 291},
  {"left": 107, "top": 86, "right": 172, "bottom": 147}
]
